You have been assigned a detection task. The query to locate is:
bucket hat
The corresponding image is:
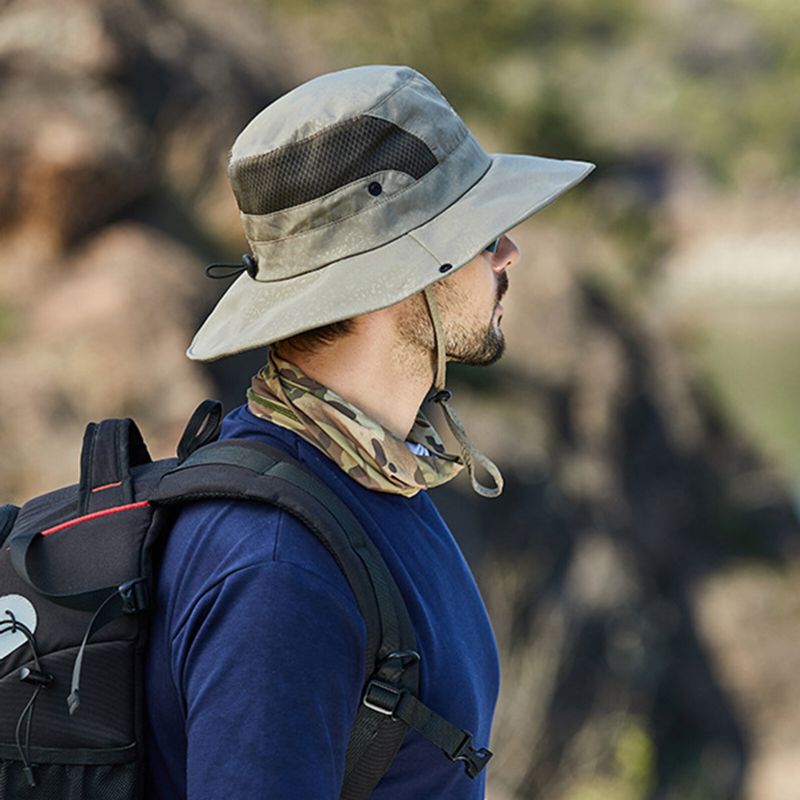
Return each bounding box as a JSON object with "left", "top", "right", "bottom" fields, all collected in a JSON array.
[{"left": 187, "top": 63, "right": 595, "bottom": 362}]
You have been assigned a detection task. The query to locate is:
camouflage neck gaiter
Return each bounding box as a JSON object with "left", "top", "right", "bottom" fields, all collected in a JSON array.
[{"left": 246, "top": 349, "right": 464, "bottom": 497}]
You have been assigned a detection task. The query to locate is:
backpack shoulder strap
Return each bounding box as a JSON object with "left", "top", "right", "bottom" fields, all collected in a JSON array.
[{"left": 151, "top": 438, "right": 492, "bottom": 794}]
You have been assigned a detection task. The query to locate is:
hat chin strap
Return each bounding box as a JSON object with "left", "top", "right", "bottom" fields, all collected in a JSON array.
[{"left": 422, "top": 286, "right": 504, "bottom": 498}]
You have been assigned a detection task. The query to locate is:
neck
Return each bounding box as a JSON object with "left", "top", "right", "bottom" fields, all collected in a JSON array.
[{"left": 273, "top": 312, "right": 434, "bottom": 440}]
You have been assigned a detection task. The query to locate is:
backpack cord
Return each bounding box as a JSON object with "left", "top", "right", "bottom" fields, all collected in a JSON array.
[
  {"left": 68, "top": 586, "right": 125, "bottom": 716},
  {"left": 15, "top": 686, "right": 41, "bottom": 787},
  {"left": 0, "top": 611, "right": 47, "bottom": 787}
]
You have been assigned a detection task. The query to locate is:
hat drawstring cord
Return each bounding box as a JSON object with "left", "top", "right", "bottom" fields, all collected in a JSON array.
[
  {"left": 422, "top": 287, "right": 504, "bottom": 498},
  {"left": 204, "top": 254, "right": 259, "bottom": 280}
]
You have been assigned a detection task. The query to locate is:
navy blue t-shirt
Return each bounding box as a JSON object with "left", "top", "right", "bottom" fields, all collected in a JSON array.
[{"left": 145, "top": 404, "right": 500, "bottom": 798}]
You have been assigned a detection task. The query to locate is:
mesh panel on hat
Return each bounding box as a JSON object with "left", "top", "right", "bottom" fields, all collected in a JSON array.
[{"left": 229, "top": 114, "right": 438, "bottom": 215}]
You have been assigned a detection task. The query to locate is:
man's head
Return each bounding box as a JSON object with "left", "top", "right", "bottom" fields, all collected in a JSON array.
[{"left": 187, "top": 65, "right": 593, "bottom": 364}]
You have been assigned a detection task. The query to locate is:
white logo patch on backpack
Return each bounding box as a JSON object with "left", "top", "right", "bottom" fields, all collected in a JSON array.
[{"left": 0, "top": 594, "right": 38, "bottom": 659}]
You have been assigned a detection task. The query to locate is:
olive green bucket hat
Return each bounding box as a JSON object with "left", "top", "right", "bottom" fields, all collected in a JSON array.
[{"left": 187, "top": 63, "right": 595, "bottom": 362}]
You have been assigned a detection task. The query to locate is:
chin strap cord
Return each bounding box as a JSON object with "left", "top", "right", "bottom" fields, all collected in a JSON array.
[{"left": 422, "top": 286, "right": 504, "bottom": 498}]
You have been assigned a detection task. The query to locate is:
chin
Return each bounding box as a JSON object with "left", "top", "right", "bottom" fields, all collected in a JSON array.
[{"left": 456, "top": 331, "right": 506, "bottom": 367}]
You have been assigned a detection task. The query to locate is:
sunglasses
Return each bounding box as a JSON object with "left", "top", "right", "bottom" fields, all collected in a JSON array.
[{"left": 485, "top": 237, "right": 501, "bottom": 254}]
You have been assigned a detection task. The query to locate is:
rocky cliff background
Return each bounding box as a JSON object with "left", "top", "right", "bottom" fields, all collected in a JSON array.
[{"left": 1, "top": 1, "right": 798, "bottom": 798}]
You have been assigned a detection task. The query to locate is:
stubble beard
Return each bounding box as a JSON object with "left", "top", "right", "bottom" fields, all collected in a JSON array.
[{"left": 396, "top": 272, "right": 509, "bottom": 369}]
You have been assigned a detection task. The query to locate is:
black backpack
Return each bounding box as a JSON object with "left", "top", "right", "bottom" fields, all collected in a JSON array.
[{"left": 0, "top": 401, "right": 492, "bottom": 799}]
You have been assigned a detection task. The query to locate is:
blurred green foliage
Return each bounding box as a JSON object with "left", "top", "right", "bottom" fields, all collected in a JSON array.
[
  {"left": 267, "top": 0, "right": 800, "bottom": 181},
  {"left": 563, "top": 720, "right": 656, "bottom": 800},
  {"left": 691, "top": 310, "right": 800, "bottom": 481},
  {"left": 0, "top": 302, "right": 20, "bottom": 344}
]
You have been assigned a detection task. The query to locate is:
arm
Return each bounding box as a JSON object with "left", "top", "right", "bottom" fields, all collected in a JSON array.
[{"left": 167, "top": 508, "right": 367, "bottom": 799}]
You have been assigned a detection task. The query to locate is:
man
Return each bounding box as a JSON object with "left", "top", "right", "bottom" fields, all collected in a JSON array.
[{"left": 145, "top": 64, "right": 594, "bottom": 798}]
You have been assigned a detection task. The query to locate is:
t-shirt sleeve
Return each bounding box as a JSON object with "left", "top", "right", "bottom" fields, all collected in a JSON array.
[{"left": 166, "top": 508, "right": 367, "bottom": 799}]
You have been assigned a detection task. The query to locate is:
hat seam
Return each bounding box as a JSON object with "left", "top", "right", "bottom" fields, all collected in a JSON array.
[
  {"left": 244, "top": 126, "right": 475, "bottom": 246},
  {"left": 245, "top": 222, "right": 431, "bottom": 284},
  {"left": 361, "top": 69, "right": 418, "bottom": 116},
  {"left": 362, "top": 72, "right": 460, "bottom": 157},
  {"left": 229, "top": 72, "right": 419, "bottom": 170}
]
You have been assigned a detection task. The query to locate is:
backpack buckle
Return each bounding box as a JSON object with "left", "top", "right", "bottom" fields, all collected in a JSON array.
[
  {"left": 453, "top": 733, "right": 493, "bottom": 778},
  {"left": 362, "top": 680, "right": 404, "bottom": 718}
]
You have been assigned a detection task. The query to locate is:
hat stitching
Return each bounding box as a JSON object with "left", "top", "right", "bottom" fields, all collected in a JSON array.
[
  {"left": 245, "top": 223, "right": 433, "bottom": 285},
  {"left": 406, "top": 160, "right": 597, "bottom": 278},
  {"left": 229, "top": 106, "right": 428, "bottom": 170}
]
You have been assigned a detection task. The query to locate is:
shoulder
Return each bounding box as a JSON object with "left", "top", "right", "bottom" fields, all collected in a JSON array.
[
  {"left": 161, "top": 405, "right": 354, "bottom": 598},
  {"left": 157, "top": 493, "right": 360, "bottom": 636}
]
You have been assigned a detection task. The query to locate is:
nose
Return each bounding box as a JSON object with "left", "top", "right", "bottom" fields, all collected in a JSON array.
[{"left": 490, "top": 235, "right": 520, "bottom": 273}]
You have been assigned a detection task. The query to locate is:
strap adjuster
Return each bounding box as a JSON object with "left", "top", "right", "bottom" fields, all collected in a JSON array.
[
  {"left": 362, "top": 680, "right": 404, "bottom": 718},
  {"left": 453, "top": 733, "right": 493, "bottom": 778}
]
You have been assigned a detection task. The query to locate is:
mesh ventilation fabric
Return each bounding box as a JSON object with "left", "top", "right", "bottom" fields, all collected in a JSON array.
[
  {"left": 0, "top": 760, "right": 136, "bottom": 800},
  {"left": 230, "top": 115, "right": 439, "bottom": 215}
]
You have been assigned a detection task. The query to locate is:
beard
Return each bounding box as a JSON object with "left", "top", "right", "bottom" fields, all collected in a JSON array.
[
  {"left": 448, "top": 317, "right": 506, "bottom": 366},
  {"left": 396, "top": 271, "right": 509, "bottom": 367}
]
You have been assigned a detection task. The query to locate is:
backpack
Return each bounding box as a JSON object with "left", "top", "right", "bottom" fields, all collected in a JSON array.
[{"left": 0, "top": 401, "right": 492, "bottom": 799}]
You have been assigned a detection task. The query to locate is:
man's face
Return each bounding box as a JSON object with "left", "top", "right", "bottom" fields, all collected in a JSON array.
[{"left": 396, "top": 235, "right": 520, "bottom": 366}]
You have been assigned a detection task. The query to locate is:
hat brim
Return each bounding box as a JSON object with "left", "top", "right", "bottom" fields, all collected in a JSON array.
[{"left": 187, "top": 153, "right": 595, "bottom": 361}]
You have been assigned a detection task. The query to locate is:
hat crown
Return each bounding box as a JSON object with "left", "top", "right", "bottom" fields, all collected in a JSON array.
[
  {"left": 226, "top": 64, "right": 491, "bottom": 281},
  {"left": 231, "top": 65, "right": 435, "bottom": 160}
]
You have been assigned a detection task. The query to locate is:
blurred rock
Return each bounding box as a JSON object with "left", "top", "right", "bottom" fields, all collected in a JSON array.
[
  {"left": 0, "top": 223, "right": 213, "bottom": 498},
  {"left": 0, "top": 0, "right": 323, "bottom": 501},
  {"left": 694, "top": 564, "right": 800, "bottom": 800},
  {"left": 0, "top": 68, "right": 150, "bottom": 254}
]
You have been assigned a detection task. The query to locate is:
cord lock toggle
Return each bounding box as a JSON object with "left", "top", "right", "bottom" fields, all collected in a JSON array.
[
  {"left": 19, "top": 666, "right": 53, "bottom": 687},
  {"left": 118, "top": 578, "right": 148, "bottom": 614}
]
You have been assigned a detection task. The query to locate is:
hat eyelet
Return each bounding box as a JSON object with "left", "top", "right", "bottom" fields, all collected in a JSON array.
[
  {"left": 368, "top": 181, "right": 382, "bottom": 196},
  {"left": 439, "top": 263, "right": 453, "bottom": 274}
]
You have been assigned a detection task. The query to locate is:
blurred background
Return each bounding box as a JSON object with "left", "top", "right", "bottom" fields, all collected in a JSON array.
[{"left": 0, "top": 0, "right": 798, "bottom": 797}]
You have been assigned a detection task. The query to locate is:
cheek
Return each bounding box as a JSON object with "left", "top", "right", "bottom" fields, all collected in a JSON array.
[
  {"left": 459, "top": 261, "right": 494, "bottom": 296},
  {"left": 436, "top": 260, "right": 495, "bottom": 316}
]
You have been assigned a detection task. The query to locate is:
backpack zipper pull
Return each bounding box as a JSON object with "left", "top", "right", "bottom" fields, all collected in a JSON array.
[{"left": 68, "top": 578, "right": 147, "bottom": 715}]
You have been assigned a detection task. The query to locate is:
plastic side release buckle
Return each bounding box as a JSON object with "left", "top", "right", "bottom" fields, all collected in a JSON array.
[
  {"left": 453, "top": 733, "right": 493, "bottom": 778},
  {"left": 362, "top": 680, "right": 404, "bottom": 718},
  {"left": 118, "top": 578, "right": 148, "bottom": 614}
]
